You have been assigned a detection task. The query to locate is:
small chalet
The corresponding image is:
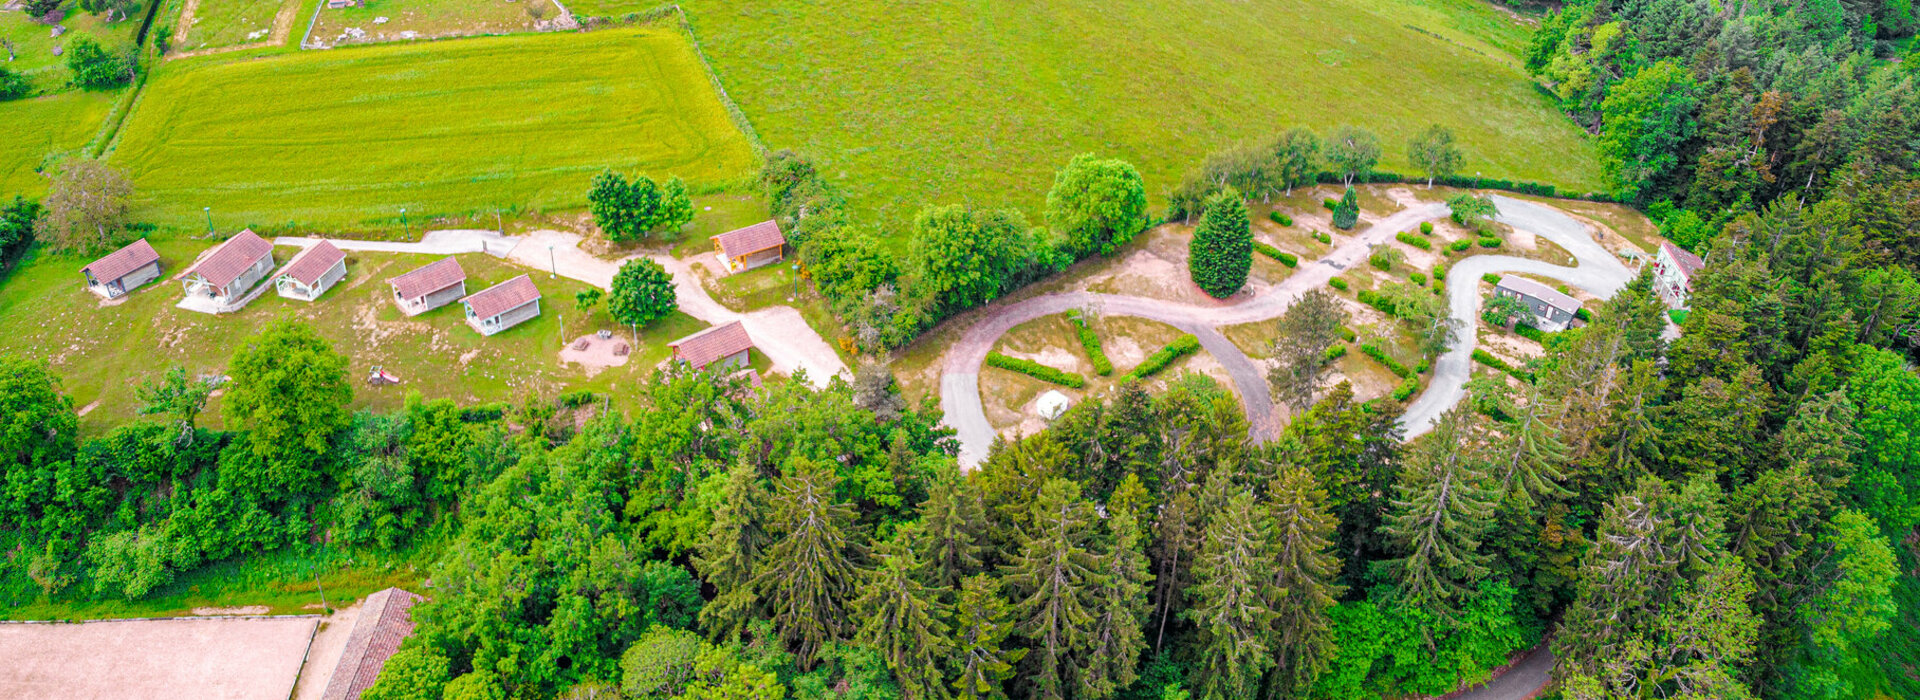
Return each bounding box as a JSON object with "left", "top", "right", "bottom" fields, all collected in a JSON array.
[
  {"left": 712, "top": 220, "right": 787, "bottom": 273},
  {"left": 388, "top": 257, "right": 467, "bottom": 316},
  {"left": 275, "top": 240, "right": 349, "bottom": 302},
  {"left": 319, "top": 587, "right": 423, "bottom": 700},
  {"left": 1494, "top": 276, "right": 1583, "bottom": 332},
  {"left": 461, "top": 275, "right": 542, "bottom": 336},
  {"left": 669, "top": 320, "right": 755, "bottom": 371},
  {"left": 81, "top": 238, "right": 162, "bottom": 299},
  {"left": 1651, "top": 241, "right": 1705, "bottom": 309},
  {"left": 176, "top": 230, "right": 276, "bottom": 310}
]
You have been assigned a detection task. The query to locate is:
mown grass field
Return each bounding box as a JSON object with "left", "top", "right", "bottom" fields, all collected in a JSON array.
[
  {"left": 175, "top": 0, "right": 291, "bottom": 51},
  {"left": 0, "top": 90, "right": 118, "bottom": 197},
  {"left": 0, "top": 236, "right": 709, "bottom": 433},
  {"left": 306, "top": 0, "right": 560, "bottom": 49},
  {"left": 110, "top": 26, "right": 757, "bottom": 233},
  {"left": 681, "top": 0, "right": 1601, "bottom": 226}
]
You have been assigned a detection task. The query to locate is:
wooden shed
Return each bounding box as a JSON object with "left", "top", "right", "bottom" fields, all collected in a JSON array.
[
  {"left": 669, "top": 320, "right": 755, "bottom": 372},
  {"left": 275, "top": 240, "right": 349, "bottom": 302},
  {"left": 711, "top": 220, "right": 787, "bottom": 273},
  {"left": 461, "top": 275, "right": 542, "bottom": 336},
  {"left": 81, "top": 238, "right": 162, "bottom": 300},
  {"left": 319, "top": 587, "right": 423, "bottom": 700},
  {"left": 388, "top": 257, "right": 467, "bottom": 316},
  {"left": 175, "top": 230, "right": 276, "bottom": 309}
]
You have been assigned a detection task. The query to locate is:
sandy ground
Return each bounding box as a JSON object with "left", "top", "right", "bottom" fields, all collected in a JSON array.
[
  {"left": 0, "top": 616, "right": 318, "bottom": 700},
  {"left": 558, "top": 333, "right": 632, "bottom": 377},
  {"left": 290, "top": 604, "right": 362, "bottom": 700}
]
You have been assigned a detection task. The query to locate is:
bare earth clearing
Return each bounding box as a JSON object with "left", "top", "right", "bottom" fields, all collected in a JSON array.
[{"left": 0, "top": 616, "right": 318, "bottom": 699}]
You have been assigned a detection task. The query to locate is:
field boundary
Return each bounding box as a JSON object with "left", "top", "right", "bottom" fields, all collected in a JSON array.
[
  {"left": 1, "top": 613, "right": 323, "bottom": 624},
  {"left": 669, "top": 3, "right": 767, "bottom": 160}
]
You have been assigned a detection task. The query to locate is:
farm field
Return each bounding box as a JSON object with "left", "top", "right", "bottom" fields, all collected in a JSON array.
[
  {"left": 681, "top": 0, "right": 1602, "bottom": 228},
  {"left": 0, "top": 90, "right": 117, "bottom": 197},
  {"left": 304, "top": 0, "right": 562, "bottom": 49},
  {"left": 110, "top": 26, "right": 757, "bottom": 233},
  {"left": 0, "top": 8, "right": 142, "bottom": 87},
  {"left": 174, "top": 0, "right": 295, "bottom": 51},
  {"left": 0, "top": 237, "right": 709, "bottom": 433}
]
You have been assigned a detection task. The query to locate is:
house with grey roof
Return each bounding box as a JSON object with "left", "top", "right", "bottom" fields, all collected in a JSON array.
[
  {"left": 175, "top": 230, "right": 276, "bottom": 313},
  {"left": 81, "top": 238, "right": 162, "bottom": 300},
  {"left": 460, "top": 275, "right": 541, "bottom": 336},
  {"left": 275, "top": 240, "right": 348, "bottom": 302},
  {"left": 388, "top": 257, "right": 466, "bottom": 316},
  {"left": 1494, "top": 275, "right": 1583, "bottom": 332}
]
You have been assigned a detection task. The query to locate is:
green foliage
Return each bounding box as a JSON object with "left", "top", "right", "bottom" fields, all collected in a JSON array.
[
  {"left": 1331, "top": 187, "right": 1359, "bottom": 230},
  {"left": 222, "top": 321, "right": 351, "bottom": 492},
  {"left": 1316, "top": 231, "right": 1333, "bottom": 245},
  {"left": 1121, "top": 335, "right": 1200, "bottom": 382},
  {"left": 1315, "top": 582, "right": 1532, "bottom": 698},
  {"left": 609, "top": 258, "right": 678, "bottom": 327},
  {"left": 1482, "top": 293, "right": 1531, "bottom": 327},
  {"left": 0, "top": 67, "right": 29, "bottom": 102},
  {"left": 755, "top": 458, "right": 862, "bottom": 669},
  {"left": 1253, "top": 242, "right": 1297, "bottom": 267},
  {"left": 1406, "top": 124, "right": 1463, "bottom": 187},
  {"left": 1369, "top": 246, "right": 1403, "bottom": 272},
  {"left": 1327, "top": 277, "right": 1348, "bottom": 291},
  {"left": 1449, "top": 238, "right": 1473, "bottom": 252},
  {"left": 1446, "top": 193, "right": 1497, "bottom": 230},
  {"left": 1066, "top": 310, "right": 1113, "bottom": 376},
  {"left": 363, "top": 646, "right": 451, "bottom": 700},
  {"left": 1394, "top": 231, "right": 1431, "bottom": 250},
  {"left": 589, "top": 171, "right": 662, "bottom": 242},
  {"left": 1267, "top": 211, "right": 1292, "bottom": 226},
  {"left": 1471, "top": 349, "right": 1531, "bottom": 382},
  {"left": 64, "top": 36, "right": 132, "bottom": 89},
  {"left": 949, "top": 575, "right": 1023, "bottom": 700},
  {"left": 1186, "top": 486, "right": 1281, "bottom": 700},
  {"left": 1358, "top": 343, "right": 1412, "bottom": 379},
  {"left": 1409, "top": 271, "right": 1426, "bottom": 285},
  {"left": 1188, "top": 188, "right": 1253, "bottom": 299},
  {"left": 1325, "top": 125, "right": 1381, "bottom": 186},
  {"left": 909, "top": 204, "right": 1031, "bottom": 313},
  {"left": 1046, "top": 153, "right": 1148, "bottom": 258},
  {"left": 656, "top": 176, "right": 697, "bottom": 235},
  {"left": 1596, "top": 61, "right": 1697, "bottom": 202},
  {"left": 985, "top": 352, "right": 1085, "bottom": 388},
  {"left": 1003, "top": 478, "right": 1099, "bottom": 700},
  {"left": 1420, "top": 221, "right": 1434, "bottom": 235},
  {"left": 1476, "top": 236, "right": 1502, "bottom": 248}
]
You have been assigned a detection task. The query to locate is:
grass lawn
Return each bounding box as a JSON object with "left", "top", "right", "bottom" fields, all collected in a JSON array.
[
  {"left": 0, "top": 237, "right": 711, "bottom": 434},
  {"left": 0, "top": 8, "right": 142, "bottom": 87},
  {"left": 175, "top": 0, "right": 293, "bottom": 51},
  {"left": 681, "top": 0, "right": 1602, "bottom": 230},
  {"left": 305, "top": 0, "right": 560, "bottom": 49},
  {"left": 1, "top": 542, "right": 428, "bottom": 619},
  {"left": 0, "top": 89, "right": 118, "bottom": 197},
  {"left": 109, "top": 26, "right": 757, "bottom": 234}
]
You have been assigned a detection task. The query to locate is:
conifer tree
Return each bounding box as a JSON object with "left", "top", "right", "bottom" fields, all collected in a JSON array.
[
  {"left": 854, "top": 536, "right": 953, "bottom": 700},
  {"left": 754, "top": 457, "right": 864, "bottom": 669},
  {"left": 1262, "top": 465, "right": 1344, "bottom": 698},
  {"left": 1080, "top": 503, "right": 1152, "bottom": 699},
  {"left": 1188, "top": 188, "right": 1252, "bottom": 299},
  {"left": 951, "top": 575, "right": 1025, "bottom": 700},
  {"left": 695, "top": 459, "right": 771, "bottom": 641},
  {"left": 1330, "top": 187, "right": 1360, "bottom": 229},
  {"left": 1772, "top": 389, "right": 1859, "bottom": 496},
  {"left": 1490, "top": 387, "right": 1573, "bottom": 512},
  {"left": 1378, "top": 407, "right": 1497, "bottom": 618},
  {"left": 915, "top": 475, "right": 987, "bottom": 592},
  {"left": 1148, "top": 487, "right": 1202, "bottom": 655},
  {"left": 1185, "top": 491, "right": 1279, "bottom": 700},
  {"left": 1279, "top": 381, "right": 1401, "bottom": 585},
  {"left": 1556, "top": 477, "right": 1681, "bottom": 679},
  {"left": 1003, "top": 478, "right": 1100, "bottom": 700}
]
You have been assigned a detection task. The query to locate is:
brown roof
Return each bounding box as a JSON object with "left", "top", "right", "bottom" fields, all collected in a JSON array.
[
  {"left": 670, "top": 321, "right": 754, "bottom": 369},
  {"left": 280, "top": 240, "right": 346, "bottom": 286},
  {"left": 178, "top": 230, "right": 273, "bottom": 288},
  {"left": 462, "top": 275, "right": 541, "bottom": 319},
  {"left": 712, "top": 220, "right": 786, "bottom": 258},
  {"left": 320, "top": 587, "right": 424, "bottom": 700},
  {"left": 1660, "top": 241, "right": 1705, "bottom": 278},
  {"left": 387, "top": 257, "right": 465, "bottom": 300},
  {"left": 1497, "top": 275, "right": 1583, "bottom": 313},
  {"left": 81, "top": 238, "right": 159, "bottom": 283}
]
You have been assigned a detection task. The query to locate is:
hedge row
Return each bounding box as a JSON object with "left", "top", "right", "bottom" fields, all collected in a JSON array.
[
  {"left": 1254, "top": 242, "right": 1298, "bottom": 267},
  {"left": 1328, "top": 277, "right": 1349, "bottom": 291},
  {"left": 1309, "top": 170, "right": 1614, "bottom": 202},
  {"left": 1268, "top": 211, "right": 1293, "bottom": 226},
  {"left": 1316, "top": 231, "right": 1333, "bottom": 244},
  {"left": 1392, "top": 375, "right": 1421, "bottom": 401},
  {"left": 1448, "top": 239, "right": 1474, "bottom": 252},
  {"left": 1355, "top": 289, "right": 1396, "bottom": 316},
  {"left": 1482, "top": 272, "right": 1502, "bottom": 284},
  {"left": 1514, "top": 322, "right": 1550, "bottom": 343},
  {"left": 1473, "top": 349, "right": 1534, "bottom": 382},
  {"left": 1478, "top": 237, "right": 1503, "bottom": 248},
  {"left": 1066, "top": 310, "right": 1113, "bottom": 376},
  {"left": 1124, "top": 334, "right": 1201, "bottom": 382},
  {"left": 1395, "top": 231, "right": 1432, "bottom": 250},
  {"left": 1340, "top": 326, "right": 1358, "bottom": 342},
  {"left": 988, "top": 352, "right": 1086, "bottom": 387},
  {"left": 1360, "top": 343, "right": 1413, "bottom": 379},
  {"left": 1324, "top": 344, "right": 1349, "bottom": 361}
]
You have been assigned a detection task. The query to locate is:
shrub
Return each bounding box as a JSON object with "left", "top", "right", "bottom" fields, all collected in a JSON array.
[
  {"left": 1122, "top": 334, "right": 1201, "bottom": 382},
  {"left": 0, "top": 67, "right": 30, "bottom": 102},
  {"left": 1447, "top": 239, "right": 1473, "bottom": 252},
  {"left": 558, "top": 390, "right": 597, "bottom": 409},
  {"left": 1316, "top": 231, "right": 1333, "bottom": 244},
  {"left": 1477, "top": 237, "right": 1502, "bottom": 248},
  {"left": 1331, "top": 187, "right": 1360, "bottom": 230},
  {"left": 1066, "top": 310, "right": 1113, "bottom": 376},
  {"left": 1268, "top": 211, "right": 1293, "bottom": 226},
  {"left": 1190, "top": 189, "right": 1253, "bottom": 298},
  {"left": 1392, "top": 375, "right": 1421, "bottom": 401},
  {"left": 1409, "top": 271, "right": 1427, "bottom": 285},
  {"left": 1322, "top": 199, "right": 1338, "bottom": 211},
  {"left": 1328, "top": 277, "right": 1349, "bottom": 291},
  {"left": 1482, "top": 272, "right": 1501, "bottom": 284},
  {"left": 1668, "top": 308, "right": 1690, "bottom": 324},
  {"left": 1394, "top": 231, "right": 1431, "bottom": 250},
  {"left": 987, "top": 352, "right": 1085, "bottom": 388},
  {"left": 1323, "top": 344, "right": 1348, "bottom": 362},
  {"left": 1359, "top": 343, "right": 1413, "bottom": 378},
  {"left": 1254, "top": 242, "right": 1299, "bottom": 267},
  {"left": 65, "top": 37, "right": 133, "bottom": 89},
  {"left": 1432, "top": 280, "right": 1444, "bottom": 294},
  {"left": 1472, "top": 349, "right": 1533, "bottom": 382},
  {"left": 1355, "top": 289, "right": 1395, "bottom": 315},
  {"left": 1514, "top": 323, "right": 1549, "bottom": 343},
  {"left": 1420, "top": 221, "right": 1434, "bottom": 235},
  {"left": 1340, "top": 326, "right": 1358, "bottom": 342},
  {"left": 1575, "top": 308, "right": 1592, "bottom": 322},
  {"left": 1415, "top": 358, "right": 1431, "bottom": 374},
  {"left": 1432, "top": 264, "right": 1447, "bottom": 279}
]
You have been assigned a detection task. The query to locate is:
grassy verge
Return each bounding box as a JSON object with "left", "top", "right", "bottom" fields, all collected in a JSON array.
[{"left": 1, "top": 543, "right": 431, "bottom": 620}]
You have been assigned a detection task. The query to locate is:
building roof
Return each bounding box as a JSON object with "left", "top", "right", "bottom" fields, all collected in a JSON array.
[
  {"left": 320, "top": 587, "right": 424, "bottom": 700},
  {"left": 669, "top": 320, "right": 755, "bottom": 370},
  {"left": 461, "top": 275, "right": 541, "bottom": 319},
  {"left": 81, "top": 238, "right": 159, "bottom": 283},
  {"left": 1660, "top": 241, "right": 1706, "bottom": 278},
  {"left": 177, "top": 230, "right": 273, "bottom": 288},
  {"left": 280, "top": 240, "right": 346, "bottom": 286},
  {"left": 712, "top": 220, "right": 786, "bottom": 259},
  {"left": 1497, "top": 275, "right": 1583, "bottom": 313},
  {"left": 388, "top": 257, "right": 465, "bottom": 300}
]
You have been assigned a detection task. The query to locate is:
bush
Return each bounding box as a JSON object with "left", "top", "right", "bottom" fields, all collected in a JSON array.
[
  {"left": 1668, "top": 308, "right": 1690, "bottom": 324},
  {"left": 1482, "top": 273, "right": 1501, "bottom": 284},
  {"left": 1391, "top": 375, "right": 1421, "bottom": 401},
  {"left": 1268, "top": 211, "right": 1293, "bottom": 226},
  {"left": 1316, "top": 231, "right": 1333, "bottom": 244},
  {"left": 557, "top": 390, "right": 597, "bottom": 409},
  {"left": 1328, "top": 277, "right": 1349, "bottom": 291},
  {"left": 1331, "top": 187, "right": 1360, "bottom": 230},
  {"left": 1575, "top": 308, "right": 1592, "bottom": 322},
  {"left": 0, "top": 67, "right": 30, "bottom": 102},
  {"left": 1323, "top": 344, "right": 1348, "bottom": 361},
  {"left": 1355, "top": 289, "right": 1395, "bottom": 315},
  {"left": 65, "top": 37, "right": 133, "bottom": 89},
  {"left": 1409, "top": 271, "right": 1427, "bottom": 285},
  {"left": 1323, "top": 199, "right": 1338, "bottom": 211},
  {"left": 1394, "top": 231, "right": 1431, "bottom": 250},
  {"left": 1472, "top": 349, "right": 1533, "bottom": 382},
  {"left": 1444, "top": 239, "right": 1471, "bottom": 252},
  {"left": 1420, "top": 221, "right": 1434, "bottom": 235},
  {"left": 1514, "top": 323, "right": 1549, "bottom": 343},
  {"left": 1190, "top": 189, "right": 1253, "bottom": 298},
  {"left": 1432, "top": 264, "right": 1447, "bottom": 279},
  {"left": 1123, "top": 335, "right": 1201, "bottom": 382},
  {"left": 987, "top": 352, "right": 1085, "bottom": 388},
  {"left": 1415, "top": 358, "right": 1431, "bottom": 374},
  {"left": 1066, "top": 310, "right": 1113, "bottom": 376},
  {"left": 1340, "top": 326, "right": 1358, "bottom": 342},
  {"left": 1432, "top": 280, "right": 1444, "bottom": 294},
  {"left": 460, "top": 403, "right": 509, "bottom": 422},
  {"left": 1477, "top": 237, "right": 1502, "bottom": 248},
  {"left": 1359, "top": 343, "right": 1413, "bottom": 378},
  {"left": 1254, "top": 242, "right": 1298, "bottom": 267}
]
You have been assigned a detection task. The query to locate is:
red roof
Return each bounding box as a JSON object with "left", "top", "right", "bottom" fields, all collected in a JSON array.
[
  {"left": 670, "top": 321, "right": 754, "bottom": 369},
  {"left": 281, "top": 240, "right": 346, "bottom": 286},
  {"left": 461, "top": 275, "right": 541, "bottom": 319},
  {"left": 712, "top": 220, "right": 786, "bottom": 259},
  {"left": 320, "top": 587, "right": 424, "bottom": 700},
  {"left": 388, "top": 257, "right": 465, "bottom": 300},
  {"left": 81, "top": 238, "right": 159, "bottom": 283},
  {"left": 1660, "top": 241, "right": 1705, "bottom": 278},
  {"left": 178, "top": 230, "right": 273, "bottom": 288}
]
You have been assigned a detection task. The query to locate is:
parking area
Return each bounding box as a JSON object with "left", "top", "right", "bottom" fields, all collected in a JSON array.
[{"left": 0, "top": 616, "right": 318, "bottom": 700}]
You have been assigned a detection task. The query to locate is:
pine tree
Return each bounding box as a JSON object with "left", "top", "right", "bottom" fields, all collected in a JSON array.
[
  {"left": 1003, "top": 478, "right": 1100, "bottom": 700},
  {"left": 1262, "top": 465, "right": 1344, "bottom": 699},
  {"left": 1188, "top": 187, "right": 1252, "bottom": 299},
  {"left": 915, "top": 476, "right": 987, "bottom": 592},
  {"left": 1330, "top": 186, "right": 1359, "bottom": 229},
  {"left": 1555, "top": 477, "right": 1681, "bottom": 679},
  {"left": 1185, "top": 491, "right": 1279, "bottom": 700},
  {"left": 950, "top": 575, "right": 1025, "bottom": 700},
  {"left": 1489, "top": 387, "right": 1573, "bottom": 512},
  {"left": 854, "top": 536, "right": 953, "bottom": 700},
  {"left": 1280, "top": 381, "right": 1401, "bottom": 586},
  {"left": 694, "top": 460, "right": 771, "bottom": 642},
  {"left": 1772, "top": 388, "right": 1859, "bottom": 496},
  {"left": 754, "top": 457, "right": 864, "bottom": 669},
  {"left": 1148, "top": 487, "right": 1202, "bottom": 655},
  {"left": 1378, "top": 407, "right": 1497, "bottom": 618},
  {"left": 1080, "top": 503, "right": 1152, "bottom": 699}
]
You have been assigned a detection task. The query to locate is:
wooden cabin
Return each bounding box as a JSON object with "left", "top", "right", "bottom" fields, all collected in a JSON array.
[
  {"left": 711, "top": 220, "right": 787, "bottom": 273},
  {"left": 460, "top": 275, "right": 541, "bottom": 336},
  {"left": 175, "top": 230, "right": 275, "bottom": 312},
  {"left": 387, "top": 257, "right": 467, "bottom": 316},
  {"left": 81, "top": 238, "right": 162, "bottom": 300},
  {"left": 669, "top": 320, "right": 756, "bottom": 372},
  {"left": 275, "top": 240, "right": 348, "bottom": 302}
]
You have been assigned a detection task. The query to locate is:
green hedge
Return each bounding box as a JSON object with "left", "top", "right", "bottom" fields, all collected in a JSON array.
[
  {"left": 1420, "top": 221, "right": 1434, "bottom": 235},
  {"left": 1416, "top": 358, "right": 1431, "bottom": 374},
  {"left": 1359, "top": 343, "right": 1413, "bottom": 378},
  {"left": 1482, "top": 272, "right": 1502, "bottom": 284},
  {"left": 1340, "top": 326, "right": 1358, "bottom": 342},
  {"left": 1409, "top": 271, "right": 1427, "bottom": 285},
  {"left": 988, "top": 352, "right": 1085, "bottom": 387},
  {"left": 1316, "top": 232, "right": 1333, "bottom": 244},
  {"left": 1123, "top": 334, "right": 1201, "bottom": 382},
  {"left": 1269, "top": 211, "right": 1293, "bottom": 226},
  {"left": 1575, "top": 308, "right": 1592, "bottom": 322},
  {"left": 1473, "top": 349, "right": 1533, "bottom": 382},
  {"left": 1668, "top": 308, "right": 1689, "bottom": 324},
  {"left": 1066, "top": 310, "right": 1113, "bottom": 376},
  {"left": 1254, "top": 242, "right": 1298, "bottom": 267},
  {"left": 1448, "top": 239, "right": 1473, "bottom": 252},
  {"left": 1395, "top": 231, "right": 1432, "bottom": 250},
  {"left": 1392, "top": 375, "right": 1421, "bottom": 401},
  {"left": 1514, "top": 323, "right": 1550, "bottom": 343},
  {"left": 1478, "top": 237, "right": 1502, "bottom": 248},
  {"left": 1322, "top": 199, "right": 1338, "bottom": 211},
  {"left": 1324, "top": 344, "right": 1348, "bottom": 361},
  {"left": 1328, "top": 277, "right": 1349, "bottom": 291},
  {"left": 1355, "top": 289, "right": 1395, "bottom": 315}
]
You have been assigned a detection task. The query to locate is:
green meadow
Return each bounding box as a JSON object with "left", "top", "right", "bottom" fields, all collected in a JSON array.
[
  {"left": 681, "top": 0, "right": 1603, "bottom": 225},
  {"left": 109, "top": 26, "right": 758, "bottom": 233},
  {"left": 0, "top": 90, "right": 118, "bottom": 197}
]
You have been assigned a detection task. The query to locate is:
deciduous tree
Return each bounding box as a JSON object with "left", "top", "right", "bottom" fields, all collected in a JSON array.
[
  {"left": 1324, "top": 126, "right": 1380, "bottom": 186},
  {"left": 1406, "top": 125, "right": 1462, "bottom": 188},
  {"left": 609, "top": 258, "right": 677, "bottom": 327},
  {"left": 1046, "top": 153, "right": 1149, "bottom": 258},
  {"left": 36, "top": 159, "right": 131, "bottom": 255}
]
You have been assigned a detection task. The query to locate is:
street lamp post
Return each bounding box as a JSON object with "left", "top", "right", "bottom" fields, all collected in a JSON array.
[
  {"left": 790, "top": 263, "right": 799, "bottom": 298},
  {"left": 203, "top": 207, "right": 212, "bottom": 235},
  {"left": 400, "top": 208, "right": 410, "bottom": 241},
  {"left": 548, "top": 245, "right": 557, "bottom": 279}
]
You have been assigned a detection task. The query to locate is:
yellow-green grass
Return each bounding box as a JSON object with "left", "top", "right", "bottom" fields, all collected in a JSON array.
[
  {"left": 306, "top": 0, "right": 560, "bottom": 49},
  {"left": 110, "top": 27, "right": 757, "bottom": 233},
  {"left": 681, "top": 0, "right": 1602, "bottom": 228},
  {"left": 563, "top": 0, "right": 657, "bottom": 19},
  {"left": 0, "top": 90, "right": 118, "bottom": 197},
  {"left": 0, "top": 237, "right": 709, "bottom": 434},
  {"left": 176, "top": 0, "right": 292, "bottom": 51},
  {"left": 0, "top": 9, "right": 141, "bottom": 81},
  {"left": 3, "top": 544, "right": 427, "bottom": 620}
]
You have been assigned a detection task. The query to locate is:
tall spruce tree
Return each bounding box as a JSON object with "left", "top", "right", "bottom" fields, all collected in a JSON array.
[
  {"left": 1490, "top": 387, "right": 1573, "bottom": 512},
  {"left": 754, "top": 457, "right": 863, "bottom": 669},
  {"left": 915, "top": 475, "right": 987, "bottom": 592},
  {"left": 1188, "top": 188, "right": 1252, "bottom": 299},
  {"left": 951, "top": 575, "right": 1024, "bottom": 700},
  {"left": 1556, "top": 477, "right": 1682, "bottom": 680},
  {"left": 694, "top": 459, "right": 771, "bottom": 641},
  {"left": 1262, "top": 465, "right": 1344, "bottom": 699},
  {"left": 854, "top": 535, "right": 953, "bottom": 700},
  {"left": 1378, "top": 406, "right": 1497, "bottom": 618},
  {"left": 1185, "top": 490, "right": 1280, "bottom": 700},
  {"left": 1080, "top": 504, "right": 1152, "bottom": 699},
  {"left": 1003, "top": 478, "right": 1100, "bottom": 700}
]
